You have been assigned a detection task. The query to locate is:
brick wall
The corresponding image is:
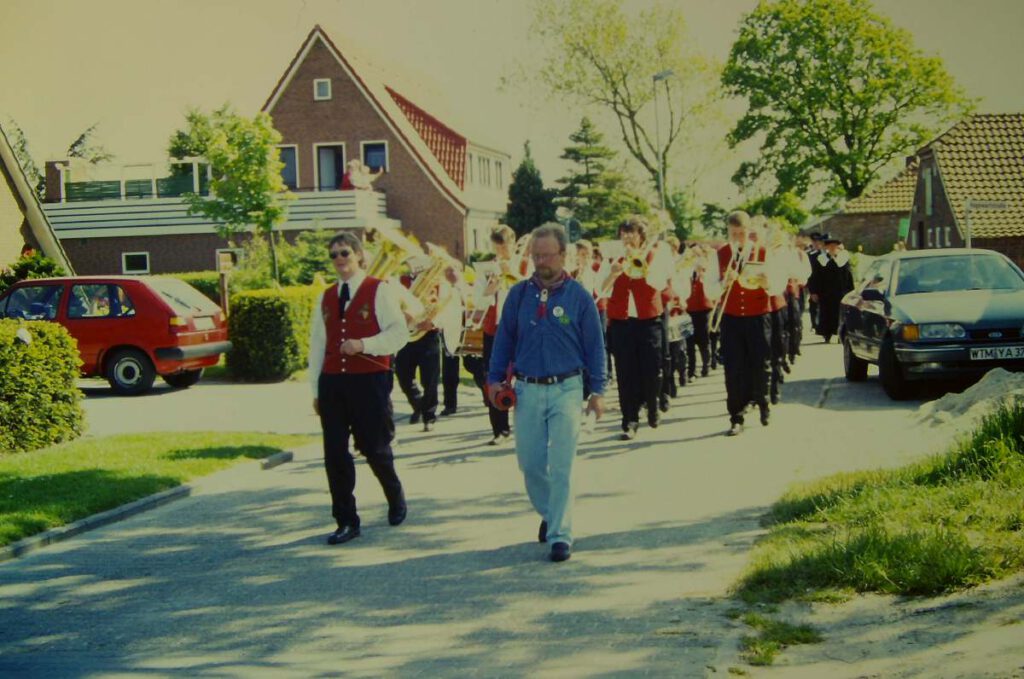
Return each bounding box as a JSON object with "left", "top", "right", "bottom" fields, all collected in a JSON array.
[
  {"left": 816, "top": 212, "right": 902, "bottom": 255},
  {"left": 267, "top": 38, "right": 467, "bottom": 257},
  {"left": 976, "top": 237, "right": 1024, "bottom": 270}
]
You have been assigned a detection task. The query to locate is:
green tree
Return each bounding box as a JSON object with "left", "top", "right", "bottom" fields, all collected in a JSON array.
[
  {"left": 739, "top": 192, "right": 808, "bottom": 230},
  {"left": 175, "top": 105, "right": 292, "bottom": 281},
  {"left": 0, "top": 251, "right": 66, "bottom": 295},
  {"left": 722, "top": 0, "right": 971, "bottom": 201},
  {"left": 506, "top": 142, "right": 557, "bottom": 237},
  {"left": 555, "top": 117, "right": 647, "bottom": 238},
  {"left": 4, "top": 118, "right": 115, "bottom": 199},
  {"left": 523, "top": 0, "right": 719, "bottom": 201}
]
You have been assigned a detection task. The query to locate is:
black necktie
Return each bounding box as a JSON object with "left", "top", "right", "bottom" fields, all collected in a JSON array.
[{"left": 339, "top": 283, "right": 350, "bottom": 316}]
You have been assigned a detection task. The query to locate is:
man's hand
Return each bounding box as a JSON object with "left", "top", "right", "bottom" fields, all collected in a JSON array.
[
  {"left": 341, "top": 339, "right": 364, "bottom": 355},
  {"left": 586, "top": 394, "right": 606, "bottom": 420},
  {"left": 484, "top": 275, "right": 500, "bottom": 297},
  {"left": 415, "top": 319, "right": 435, "bottom": 333},
  {"left": 313, "top": 398, "right": 320, "bottom": 416},
  {"left": 609, "top": 259, "right": 624, "bottom": 276}
]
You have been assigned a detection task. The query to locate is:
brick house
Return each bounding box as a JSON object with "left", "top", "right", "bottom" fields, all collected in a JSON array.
[
  {"left": 262, "top": 25, "right": 510, "bottom": 259},
  {"left": 907, "top": 113, "right": 1024, "bottom": 268},
  {"left": 0, "top": 122, "right": 73, "bottom": 272},
  {"left": 813, "top": 159, "right": 917, "bottom": 254}
]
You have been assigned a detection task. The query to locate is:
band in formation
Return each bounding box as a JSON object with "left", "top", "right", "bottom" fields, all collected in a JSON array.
[{"left": 308, "top": 212, "right": 854, "bottom": 559}]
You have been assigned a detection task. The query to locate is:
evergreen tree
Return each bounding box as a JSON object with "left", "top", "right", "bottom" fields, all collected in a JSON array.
[
  {"left": 506, "top": 142, "right": 556, "bottom": 237},
  {"left": 556, "top": 118, "right": 648, "bottom": 239}
]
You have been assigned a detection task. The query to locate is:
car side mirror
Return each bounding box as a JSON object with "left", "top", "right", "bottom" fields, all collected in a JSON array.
[{"left": 860, "top": 287, "right": 885, "bottom": 302}]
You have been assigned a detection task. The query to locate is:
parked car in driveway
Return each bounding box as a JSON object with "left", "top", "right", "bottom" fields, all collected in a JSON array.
[
  {"left": 840, "top": 248, "right": 1024, "bottom": 399},
  {"left": 0, "top": 276, "right": 231, "bottom": 395}
]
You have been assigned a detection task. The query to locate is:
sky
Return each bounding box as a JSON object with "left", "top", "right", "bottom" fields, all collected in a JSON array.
[{"left": 2, "top": 0, "right": 1024, "bottom": 208}]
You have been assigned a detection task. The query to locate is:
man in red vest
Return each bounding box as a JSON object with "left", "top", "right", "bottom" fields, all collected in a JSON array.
[
  {"left": 309, "top": 232, "right": 411, "bottom": 545},
  {"left": 717, "top": 211, "right": 775, "bottom": 436},
  {"left": 603, "top": 216, "right": 672, "bottom": 440},
  {"left": 684, "top": 244, "right": 719, "bottom": 379}
]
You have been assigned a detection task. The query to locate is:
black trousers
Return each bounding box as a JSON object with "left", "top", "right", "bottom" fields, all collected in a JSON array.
[
  {"left": 395, "top": 330, "right": 441, "bottom": 422},
  {"left": 721, "top": 314, "right": 771, "bottom": 425},
  {"left": 318, "top": 371, "right": 403, "bottom": 529},
  {"left": 609, "top": 317, "right": 663, "bottom": 429},
  {"left": 769, "top": 308, "right": 788, "bottom": 402},
  {"left": 481, "top": 332, "right": 510, "bottom": 437},
  {"left": 786, "top": 292, "right": 802, "bottom": 361},
  {"left": 686, "top": 309, "right": 711, "bottom": 375},
  {"left": 441, "top": 351, "right": 460, "bottom": 410}
]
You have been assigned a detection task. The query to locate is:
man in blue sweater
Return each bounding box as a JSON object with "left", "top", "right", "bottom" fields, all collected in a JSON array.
[{"left": 488, "top": 222, "right": 607, "bottom": 562}]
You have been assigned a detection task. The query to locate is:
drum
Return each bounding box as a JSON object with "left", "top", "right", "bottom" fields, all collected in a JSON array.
[
  {"left": 456, "top": 326, "right": 485, "bottom": 357},
  {"left": 668, "top": 313, "right": 694, "bottom": 343}
]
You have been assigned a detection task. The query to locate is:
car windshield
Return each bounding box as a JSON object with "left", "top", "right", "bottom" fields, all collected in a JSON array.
[
  {"left": 895, "top": 255, "right": 1024, "bottom": 295},
  {"left": 150, "top": 278, "right": 220, "bottom": 315}
]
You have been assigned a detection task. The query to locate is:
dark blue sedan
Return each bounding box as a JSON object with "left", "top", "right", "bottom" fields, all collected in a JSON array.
[{"left": 840, "top": 248, "right": 1024, "bottom": 399}]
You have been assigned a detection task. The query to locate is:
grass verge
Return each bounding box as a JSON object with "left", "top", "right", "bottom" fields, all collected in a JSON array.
[
  {"left": 0, "top": 431, "right": 314, "bottom": 547},
  {"left": 738, "top": 613, "right": 823, "bottom": 666},
  {"left": 734, "top": 399, "right": 1024, "bottom": 603}
]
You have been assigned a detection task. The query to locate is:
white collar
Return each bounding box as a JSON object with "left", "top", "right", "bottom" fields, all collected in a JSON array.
[{"left": 338, "top": 271, "right": 366, "bottom": 295}]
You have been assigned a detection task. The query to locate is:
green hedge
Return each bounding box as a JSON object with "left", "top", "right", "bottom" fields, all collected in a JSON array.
[
  {"left": 164, "top": 271, "right": 223, "bottom": 305},
  {"left": 226, "top": 286, "right": 323, "bottom": 381},
  {"left": 0, "top": 320, "right": 84, "bottom": 453}
]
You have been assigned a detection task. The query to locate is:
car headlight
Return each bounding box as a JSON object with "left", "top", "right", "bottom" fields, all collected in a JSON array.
[{"left": 918, "top": 323, "right": 967, "bottom": 339}]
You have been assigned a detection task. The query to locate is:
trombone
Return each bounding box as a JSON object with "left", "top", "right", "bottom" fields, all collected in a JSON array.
[{"left": 709, "top": 240, "right": 755, "bottom": 334}]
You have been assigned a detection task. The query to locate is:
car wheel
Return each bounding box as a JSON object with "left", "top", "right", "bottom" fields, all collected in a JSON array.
[
  {"left": 106, "top": 348, "right": 156, "bottom": 396},
  {"left": 879, "top": 336, "right": 910, "bottom": 400},
  {"left": 843, "top": 335, "right": 868, "bottom": 382},
  {"left": 163, "top": 368, "right": 203, "bottom": 389}
]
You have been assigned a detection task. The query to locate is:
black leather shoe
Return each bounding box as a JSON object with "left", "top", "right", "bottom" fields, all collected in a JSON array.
[
  {"left": 388, "top": 490, "right": 407, "bottom": 526},
  {"left": 620, "top": 421, "right": 639, "bottom": 440},
  {"left": 760, "top": 406, "right": 770, "bottom": 426},
  {"left": 409, "top": 410, "right": 421, "bottom": 425},
  {"left": 658, "top": 397, "right": 670, "bottom": 413},
  {"left": 770, "top": 394, "right": 780, "bottom": 405},
  {"left": 423, "top": 420, "right": 435, "bottom": 432},
  {"left": 648, "top": 411, "right": 660, "bottom": 428},
  {"left": 727, "top": 422, "right": 743, "bottom": 437},
  {"left": 440, "top": 407, "right": 457, "bottom": 416},
  {"left": 701, "top": 366, "right": 709, "bottom": 377},
  {"left": 538, "top": 520, "right": 547, "bottom": 543},
  {"left": 550, "top": 542, "right": 571, "bottom": 562},
  {"left": 327, "top": 525, "right": 360, "bottom": 545}
]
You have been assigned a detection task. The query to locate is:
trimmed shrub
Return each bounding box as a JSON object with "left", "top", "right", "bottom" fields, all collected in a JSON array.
[
  {"left": 0, "top": 252, "right": 67, "bottom": 295},
  {"left": 226, "top": 286, "right": 323, "bottom": 381},
  {"left": 164, "top": 271, "right": 223, "bottom": 305},
  {"left": 0, "top": 320, "right": 84, "bottom": 452}
]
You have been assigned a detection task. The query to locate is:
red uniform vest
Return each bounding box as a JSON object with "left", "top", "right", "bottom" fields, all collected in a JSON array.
[
  {"left": 718, "top": 243, "right": 770, "bottom": 318},
  {"left": 686, "top": 275, "right": 714, "bottom": 313},
  {"left": 606, "top": 250, "right": 663, "bottom": 321},
  {"left": 321, "top": 278, "right": 390, "bottom": 374}
]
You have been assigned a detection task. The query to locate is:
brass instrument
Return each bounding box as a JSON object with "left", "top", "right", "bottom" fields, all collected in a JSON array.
[
  {"left": 710, "top": 240, "right": 755, "bottom": 334},
  {"left": 365, "top": 228, "right": 422, "bottom": 280},
  {"left": 407, "top": 243, "right": 462, "bottom": 342}
]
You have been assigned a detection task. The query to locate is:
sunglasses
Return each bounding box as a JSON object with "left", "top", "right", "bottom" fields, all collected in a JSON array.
[{"left": 329, "top": 249, "right": 353, "bottom": 260}]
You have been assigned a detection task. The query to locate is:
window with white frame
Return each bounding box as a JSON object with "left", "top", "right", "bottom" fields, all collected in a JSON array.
[
  {"left": 315, "top": 144, "right": 346, "bottom": 190},
  {"left": 362, "top": 141, "right": 388, "bottom": 172},
  {"left": 314, "top": 79, "right": 332, "bottom": 101},
  {"left": 122, "top": 252, "right": 150, "bottom": 275},
  {"left": 278, "top": 146, "right": 298, "bottom": 190}
]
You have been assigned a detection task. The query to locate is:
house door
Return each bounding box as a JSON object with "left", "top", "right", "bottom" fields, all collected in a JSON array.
[{"left": 317, "top": 146, "right": 345, "bottom": 190}]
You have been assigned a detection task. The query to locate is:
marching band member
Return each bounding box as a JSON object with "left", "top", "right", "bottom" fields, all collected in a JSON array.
[
  {"left": 684, "top": 243, "right": 720, "bottom": 380},
  {"left": 439, "top": 264, "right": 468, "bottom": 417},
  {"left": 603, "top": 216, "right": 673, "bottom": 440},
  {"left": 716, "top": 211, "right": 785, "bottom": 437},
  {"left": 805, "top": 232, "right": 825, "bottom": 335},
  {"left": 786, "top": 233, "right": 811, "bottom": 365},
  {"left": 394, "top": 256, "right": 443, "bottom": 431},
  {"left": 764, "top": 226, "right": 791, "bottom": 405},
  {"left": 660, "top": 236, "right": 689, "bottom": 407},
  {"left": 473, "top": 225, "right": 526, "bottom": 445},
  {"left": 309, "top": 232, "right": 409, "bottom": 545},
  {"left": 591, "top": 244, "right": 613, "bottom": 378}
]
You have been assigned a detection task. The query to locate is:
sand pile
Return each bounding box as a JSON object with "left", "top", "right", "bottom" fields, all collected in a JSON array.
[{"left": 916, "top": 368, "right": 1024, "bottom": 431}]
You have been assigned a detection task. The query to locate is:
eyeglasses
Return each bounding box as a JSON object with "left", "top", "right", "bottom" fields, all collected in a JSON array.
[
  {"left": 531, "top": 251, "right": 563, "bottom": 261},
  {"left": 329, "top": 249, "right": 353, "bottom": 260}
]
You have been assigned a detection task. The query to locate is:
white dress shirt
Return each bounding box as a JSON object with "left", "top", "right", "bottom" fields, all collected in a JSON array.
[{"left": 308, "top": 271, "right": 410, "bottom": 396}]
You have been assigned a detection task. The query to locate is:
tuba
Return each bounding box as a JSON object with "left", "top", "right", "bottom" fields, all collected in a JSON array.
[
  {"left": 407, "top": 244, "right": 463, "bottom": 342},
  {"left": 365, "top": 228, "right": 422, "bottom": 280}
]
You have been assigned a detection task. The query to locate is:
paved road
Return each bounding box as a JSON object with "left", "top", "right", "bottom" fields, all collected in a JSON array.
[{"left": 3, "top": 338, "right": 1006, "bottom": 677}]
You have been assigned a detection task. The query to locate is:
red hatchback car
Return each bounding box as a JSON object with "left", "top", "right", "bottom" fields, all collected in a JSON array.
[{"left": 0, "top": 276, "right": 231, "bottom": 395}]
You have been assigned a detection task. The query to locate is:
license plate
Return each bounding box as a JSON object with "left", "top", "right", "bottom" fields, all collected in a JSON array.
[
  {"left": 969, "top": 345, "right": 1024, "bottom": 360},
  {"left": 193, "top": 316, "right": 215, "bottom": 330}
]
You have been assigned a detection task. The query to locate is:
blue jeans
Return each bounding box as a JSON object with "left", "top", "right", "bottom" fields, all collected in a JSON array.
[{"left": 513, "top": 375, "right": 583, "bottom": 546}]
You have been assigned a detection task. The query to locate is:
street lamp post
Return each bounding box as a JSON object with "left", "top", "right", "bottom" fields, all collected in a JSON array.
[{"left": 652, "top": 69, "right": 674, "bottom": 211}]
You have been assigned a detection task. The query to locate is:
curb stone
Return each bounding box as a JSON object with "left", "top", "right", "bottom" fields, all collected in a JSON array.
[
  {"left": 0, "top": 485, "right": 191, "bottom": 563},
  {"left": 0, "top": 449, "right": 299, "bottom": 563}
]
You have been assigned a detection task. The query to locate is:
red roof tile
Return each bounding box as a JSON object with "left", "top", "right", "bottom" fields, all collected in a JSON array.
[{"left": 387, "top": 87, "right": 467, "bottom": 190}]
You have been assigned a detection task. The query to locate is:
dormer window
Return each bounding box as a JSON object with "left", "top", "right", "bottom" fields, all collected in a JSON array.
[{"left": 314, "top": 79, "right": 332, "bottom": 101}]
